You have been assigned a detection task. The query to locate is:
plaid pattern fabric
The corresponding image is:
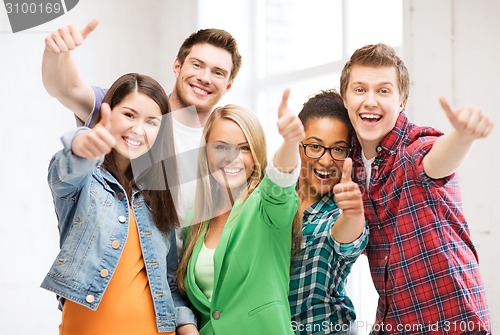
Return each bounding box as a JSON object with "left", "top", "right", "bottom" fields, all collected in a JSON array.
[
  {"left": 289, "top": 194, "right": 368, "bottom": 335},
  {"left": 352, "top": 113, "right": 491, "bottom": 335}
]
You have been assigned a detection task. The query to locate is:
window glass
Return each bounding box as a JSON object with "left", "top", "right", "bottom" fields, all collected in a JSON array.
[
  {"left": 344, "top": 0, "right": 403, "bottom": 55},
  {"left": 264, "top": 0, "right": 343, "bottom": 76}
]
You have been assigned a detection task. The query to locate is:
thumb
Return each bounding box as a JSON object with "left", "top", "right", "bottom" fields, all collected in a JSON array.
[
  {"left": 98, "top": 103, "right": 112, "bottom": 130},
  {"left": 340, "top": 157, "right": 353, "bottom": 183},
  {"left": 439, "top": 96, "right": 458, "bottom": 123},
  {"left": 278, "top": 88, "right": 291, "bottom": 118},
  {"left": 81, "top": 19, "right": 99, "bottom": 39}
]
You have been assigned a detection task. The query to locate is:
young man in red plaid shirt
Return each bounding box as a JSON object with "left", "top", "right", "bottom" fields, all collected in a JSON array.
[{"left": 340, "top": 43, "right": 492, "bottom": 335}]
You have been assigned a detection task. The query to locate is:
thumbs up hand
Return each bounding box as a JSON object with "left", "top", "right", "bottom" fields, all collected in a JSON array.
[
  {"left": 331, "top": 158, "right": 366, "bottom": 243},
  {"left": 71, "top": 103, "right": 116, "bottom": 159},
  {"left": 277, "top": 88, "right": 305, "bottom": 145},
  {"left": 45, "top": 19, "right": 99, "bottom": 54},
  {"left": 272, "top": 88, "right": 305, "bottom": 173},
  {"left": 439, "top": 97, "right": 494, "bottom": 141},
  {"left": 333, "top": 158, "right": 363, "bottom": 217}
]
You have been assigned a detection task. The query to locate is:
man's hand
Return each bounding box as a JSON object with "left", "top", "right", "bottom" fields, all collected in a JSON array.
[
  {"left": 45, "top": 19, "right": 99, "bottom": 54},
  {"left": 439, "top": 97, "right": 494, "bottom": 141}
]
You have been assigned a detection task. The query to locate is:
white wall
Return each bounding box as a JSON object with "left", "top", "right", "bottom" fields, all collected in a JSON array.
[
  {"left": 0, "top": 0, "right": 196, "bottom": 333},
  {"left": 405, "top": 0, "right": 499, "bottom": 331}
]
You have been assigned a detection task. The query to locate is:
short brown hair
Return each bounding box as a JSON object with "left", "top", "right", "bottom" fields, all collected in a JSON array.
[
  {"left": 340, "top": 43, "right": 410, "bottom": 103},
  {"left": 176, "top": 29, "right": 242, "bottom": 82}
]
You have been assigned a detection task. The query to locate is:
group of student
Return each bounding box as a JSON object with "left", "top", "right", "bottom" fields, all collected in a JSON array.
[{"left": 40, "top": 19, "right": 493, "bottom": 335}]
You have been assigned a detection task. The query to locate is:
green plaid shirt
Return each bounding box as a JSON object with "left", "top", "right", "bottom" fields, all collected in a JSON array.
[{"left": 289, "top": 193, "right": 369, "bottom": 334}]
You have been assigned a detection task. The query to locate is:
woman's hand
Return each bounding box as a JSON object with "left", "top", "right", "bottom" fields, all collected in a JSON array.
[{"left": 71, "top": 103, "right": 116, "bottom": 159}]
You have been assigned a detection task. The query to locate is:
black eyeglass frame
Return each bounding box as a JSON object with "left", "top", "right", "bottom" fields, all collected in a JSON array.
[{"left": 300, "top": 142, "right": 352, "bottom": 161}]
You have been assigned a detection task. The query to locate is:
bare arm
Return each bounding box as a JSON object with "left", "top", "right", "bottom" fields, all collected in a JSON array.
[
  {"left": 423, "top": 97, "right": 494, "bottom": 179},
  {"left": 273, "top": 88, "right": 305, "bottom": 172},
  {"left": 42, "top": 19, "right": 99, "bottom": 123},
  {"left": 176, "top": 325, "right": 199, "bottom": 335}
]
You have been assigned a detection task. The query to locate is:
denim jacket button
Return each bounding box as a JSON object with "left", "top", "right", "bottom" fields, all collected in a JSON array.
[
  {"left": 112, "top": 240, "right": 120, "bottom": 249},
  {"left": 86, "top": 295, "right": 95, "bottom": 303},
  {"left": 100, "top": 269, "right": 109, "bottom": 277},
  {"left": 118, "top": 215, "right": 126, "bottom": 223},
  {"left": 118, "top": 192, "right": 124, "bottom": 201}
]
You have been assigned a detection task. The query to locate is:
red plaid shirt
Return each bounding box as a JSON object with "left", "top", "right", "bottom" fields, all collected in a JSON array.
[{"left": 352, "top": 113, "right": 490, "bottom": 335}]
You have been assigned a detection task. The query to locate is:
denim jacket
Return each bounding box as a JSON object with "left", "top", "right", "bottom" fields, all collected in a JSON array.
[{"left": 41, "top": 128, "right": 196, "bottom": 332}]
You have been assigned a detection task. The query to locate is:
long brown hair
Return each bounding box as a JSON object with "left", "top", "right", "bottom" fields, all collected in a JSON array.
[{"left": 95, "top": 73, "right": 179, "bottom": 233}]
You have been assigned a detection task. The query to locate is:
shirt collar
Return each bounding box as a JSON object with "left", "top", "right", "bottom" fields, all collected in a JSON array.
[{"left": 352, "top": 112, "right": 409, "bottom": 159}]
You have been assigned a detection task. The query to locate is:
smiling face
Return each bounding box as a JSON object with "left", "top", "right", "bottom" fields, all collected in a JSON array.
[
  {"left": 343, "top": 64, "right": 406, "bottom": 159},
  {"left": 172, "top": 43, "right": 233, "bottom": 116},
  {"left": 110, "top": 92, "right": 162, "bottom": 173},
  {"left": 299, "top": 117, "right": 351, "bottom": 203},
  {"left": 207, "top": 118, "right": 255, "bottom": 192}
]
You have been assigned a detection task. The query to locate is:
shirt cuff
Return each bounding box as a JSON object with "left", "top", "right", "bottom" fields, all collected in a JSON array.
[
  {"left": 265, "top": 154, "right": 300, "bottom": 188},
  {"left": 175, "top": 306, "right": 198, "bottom": 327},
  {"left": 331, "top": 223, "right": 369, "bottom": 257},
  {"left": 61, "top": 127, "right": 91, "bottom": 153},
  {"left": 60, "top": 127, "right": 104, "bottom": 170}
]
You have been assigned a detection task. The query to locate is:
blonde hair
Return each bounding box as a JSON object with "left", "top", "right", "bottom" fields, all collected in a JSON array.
[{"left": 176, "top": 105, "right": 267, "bottom": 292}]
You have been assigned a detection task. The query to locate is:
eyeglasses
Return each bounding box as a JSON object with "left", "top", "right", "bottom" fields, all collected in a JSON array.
[{"left": 300, "top": 143, "right": 351, "bottom": 161}]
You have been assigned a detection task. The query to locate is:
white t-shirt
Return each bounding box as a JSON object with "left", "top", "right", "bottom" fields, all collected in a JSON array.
[
  {"left": 172, "top": 116, "right": 203, "bottom": 223},
  {"left": 171, "top": 115, "right": 204, "bottom": 257},
  {"left": 361, "top": 150, "right": 375, "bottom": 191}
]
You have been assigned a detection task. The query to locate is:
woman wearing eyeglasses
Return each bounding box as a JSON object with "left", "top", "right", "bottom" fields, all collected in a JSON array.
[{"left": 289, "top": 89, "right": 369, "bottom": 335}]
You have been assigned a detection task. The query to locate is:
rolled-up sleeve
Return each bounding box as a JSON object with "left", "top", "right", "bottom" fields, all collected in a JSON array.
[{"left": 330, "top": 222, "right": 369, "bottom": 258}]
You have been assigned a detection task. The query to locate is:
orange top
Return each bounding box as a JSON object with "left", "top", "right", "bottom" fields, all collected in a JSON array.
[{"left": 59, "top": 208, "right": 175, "bottom": 335}]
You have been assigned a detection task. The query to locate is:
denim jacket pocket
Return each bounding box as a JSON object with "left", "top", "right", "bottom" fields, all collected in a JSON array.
[{"left": 89, "top": 178, "right": 114, "bottom": 207}]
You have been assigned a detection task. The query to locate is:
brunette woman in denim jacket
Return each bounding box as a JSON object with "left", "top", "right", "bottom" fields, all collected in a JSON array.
[{"left": 41, "top": 73, "right": 198, "bottom": 335}]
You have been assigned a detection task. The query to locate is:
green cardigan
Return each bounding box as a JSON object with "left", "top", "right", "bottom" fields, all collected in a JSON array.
[{"left": 185, "top": 174, "right": 298, "bottom": 335}]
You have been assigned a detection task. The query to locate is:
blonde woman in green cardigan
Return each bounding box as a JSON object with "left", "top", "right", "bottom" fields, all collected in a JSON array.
[{"left": 176, "top": 89, "right": 305, "bottom": 335}]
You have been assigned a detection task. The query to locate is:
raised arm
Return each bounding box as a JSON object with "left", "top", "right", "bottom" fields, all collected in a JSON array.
[
  {"left": 42, "top": 19, "right": 99, "bottom": 123},
  {"left": 423, "top": 97, "right": 494, "bottom": 179},
  {"left": 273, "top": 88, "right": 305, "bottom": 172}
]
